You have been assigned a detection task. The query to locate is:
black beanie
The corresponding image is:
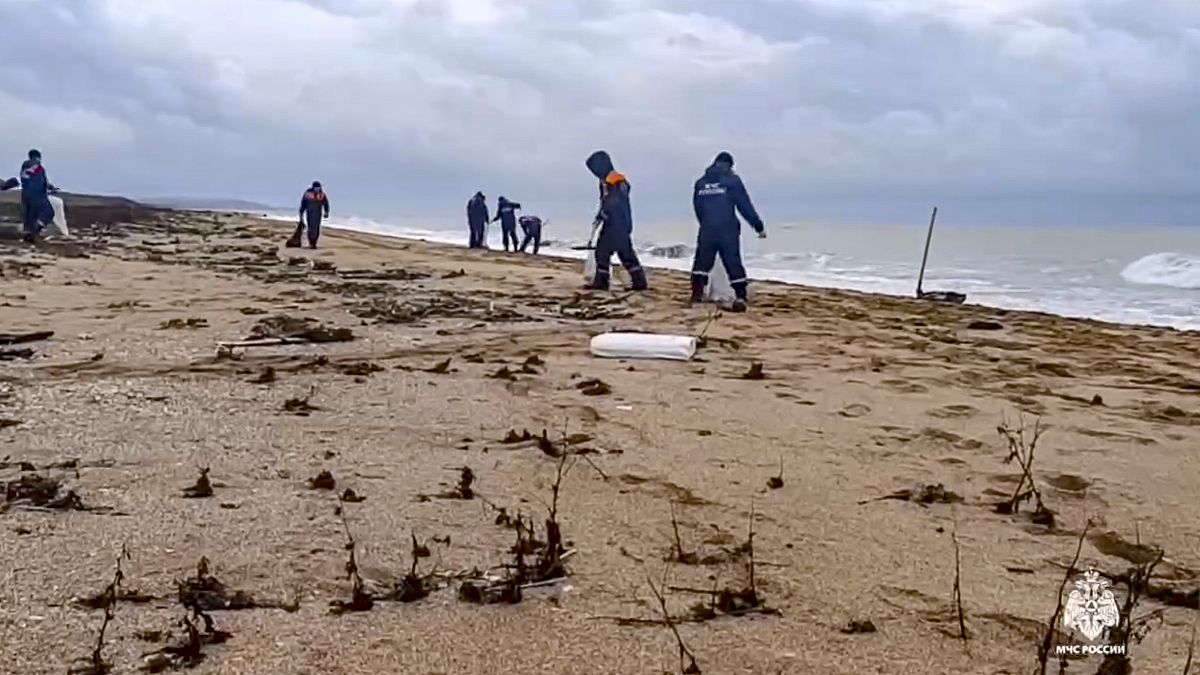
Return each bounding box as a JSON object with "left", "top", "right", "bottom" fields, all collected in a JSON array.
[{"left": 714, "top": 151, "right": 734, "bottom": 166}]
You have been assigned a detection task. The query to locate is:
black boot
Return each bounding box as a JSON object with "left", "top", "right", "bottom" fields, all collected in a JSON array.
[
  {"left": 583, "top": 272, "right": 610, "bottom": 291},
  {"left": 689, "top": 278, "right": 705, "bottom": 304},
  {"left": 629, "top": 268, "right": 649, "bottom": 291}
]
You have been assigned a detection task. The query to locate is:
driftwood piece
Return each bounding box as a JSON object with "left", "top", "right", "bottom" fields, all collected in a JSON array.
[
  {"left": 0, "top": 331, "right": 54, "bottom": 346},
  {"left": 216, "top": 338, "right": 312, "bottom": 349}
]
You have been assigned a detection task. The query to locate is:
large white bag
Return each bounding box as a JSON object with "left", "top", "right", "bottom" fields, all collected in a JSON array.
[
  {"left": 704, "top": 258, "right": 736, "bottom": 303},
  {"left": 589, "top": 333, "right": 697, "bottom": 361},
  {"left": 44, "top": 195, "right": 69, "bottom": 237}
]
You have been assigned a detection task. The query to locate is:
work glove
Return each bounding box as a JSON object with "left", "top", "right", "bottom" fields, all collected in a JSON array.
[{"left": 757, "top": 229, "right": 767, "bottom": 239}]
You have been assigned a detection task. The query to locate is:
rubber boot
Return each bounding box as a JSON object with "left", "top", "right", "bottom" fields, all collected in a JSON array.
[
  {"left": 629, "top": 268, "right": 649, "bottom": 292},
  {"left": 583, "top": 273, "right": 610, "bottom": 291},
  {"left": 689, "top": 278, "right": 705, "bottom": 305},
  {"left": 730, "top": 283, "right": 749, "bottom": 312}
]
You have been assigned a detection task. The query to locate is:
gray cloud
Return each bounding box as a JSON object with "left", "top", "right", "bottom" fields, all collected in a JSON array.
[{"left": 1, "top": 0, "right": 1197, "bottom": 225}]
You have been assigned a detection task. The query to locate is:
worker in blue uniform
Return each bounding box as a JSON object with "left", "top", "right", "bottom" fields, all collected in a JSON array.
[
  {"left": 689, "top": 152, "right": 765, "bottom": 312},
  {"left": 583, "top": 151, "right": 647, "bottom": 291}
]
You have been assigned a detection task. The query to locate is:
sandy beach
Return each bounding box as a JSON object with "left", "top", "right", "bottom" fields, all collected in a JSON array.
[{"left": 1, "top": 197, "right": 1197, "bottom": 675}]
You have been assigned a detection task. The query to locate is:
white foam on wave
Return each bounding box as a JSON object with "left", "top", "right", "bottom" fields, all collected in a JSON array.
[{"left": 1121, "top": 253, "right": 1200, "bottom": 290}]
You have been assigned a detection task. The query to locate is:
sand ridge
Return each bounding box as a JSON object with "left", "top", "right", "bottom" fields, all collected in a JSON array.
[{"left": 0, "top": 207, "right": 1197, "bottom": 674}]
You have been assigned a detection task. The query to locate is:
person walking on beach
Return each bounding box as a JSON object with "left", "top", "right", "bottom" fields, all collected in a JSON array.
[
  {"left": 466, "top": 191, "right": 489, "bottom": 249},
  {"left": 689, "top": 151, "right": 765, "bottom": 312},
  {"left": 584, "top": 150, "right": 647, "bottom": 291},
  {"left": 493, "top": 196, "right": 522, "bottom": 252},
  {"left": 289, "top": 181, "right": 330, "bottom": 249},
  {"left": 518, "top": 215, "right": 543, "bottom": 254},
  {"left": 18, "top": 149, "right": 58, "bottom": 243}
]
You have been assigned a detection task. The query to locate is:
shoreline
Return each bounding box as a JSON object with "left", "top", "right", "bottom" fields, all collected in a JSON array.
[
  {"left": 225, "top": 203, "right": 1196, "bottom": 334},
  {"left": 315, "top": 218, "right": 1199, "bottom": 337},
  {"left": 1, "top": 206, "right": 1197, "bottom": 674}
]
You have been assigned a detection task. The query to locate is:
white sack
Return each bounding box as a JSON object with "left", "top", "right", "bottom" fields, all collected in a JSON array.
[
  {"left": 589, "top": 332, "right": 697, "bottom": 361},
  {"left": 582, "top": 249, "right": 597, "bottom": 284},
  {"left": 44, "top": 195, "right": 69, "bottom": 237},
  {"left": 704, "top": 257, "right": 735, "bottom": 303}
]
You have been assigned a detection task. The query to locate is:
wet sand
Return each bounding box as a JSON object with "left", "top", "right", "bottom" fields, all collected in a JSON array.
[{"left": 0, "top": 201, "right": 1197, "bottom": 674}]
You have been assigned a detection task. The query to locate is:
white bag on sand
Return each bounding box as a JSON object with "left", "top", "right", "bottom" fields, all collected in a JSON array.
[
  {"left": 704, "top": 258, "right": 735, "bottom": 303},
  {"left": 44, "top": 195, "right": 69, "bottom": 237},
  {"left": 582, "top": 249, "right": 597, "bottom": 284},
  {"left": 590, "top": 333, "right": 697, "bottom": 361}
]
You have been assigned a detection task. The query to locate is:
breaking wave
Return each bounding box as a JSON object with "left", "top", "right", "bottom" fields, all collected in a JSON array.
[
  {"left": 644, "top": 243, "right": 693, "bottom": 259},
  {"left": 1121, "top": 253, "right": 1200, "bottom": 289}
]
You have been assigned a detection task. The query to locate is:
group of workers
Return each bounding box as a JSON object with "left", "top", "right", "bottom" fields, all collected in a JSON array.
[
  {"left": 586, "top": 149, "right": 767, "bottom": 310},
  {"left": 11, "top": 146, "right": 766, "bottom": 311},
  {"left": 466, "top": 193, "right": 544, "bottom": 254},
  {"left": 467, "top": 150, "right": 766, "bottom": 311},
  {"left": 580, "top": 149, "right": 765, "bottom": 310},
  {"left": 2, "top": 149, "right": 60, "bottom": 243}
]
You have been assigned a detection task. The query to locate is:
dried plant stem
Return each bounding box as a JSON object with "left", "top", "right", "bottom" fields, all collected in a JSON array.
[{"left": 1038, "top": 519, "right": 1091, "bottom": 675}]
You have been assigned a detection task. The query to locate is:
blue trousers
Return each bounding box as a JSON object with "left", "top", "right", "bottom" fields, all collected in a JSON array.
[
  {"left": 690, "top": 230, "right": 748, "bottom": 299},
  {"left": 501, "top": 223, "right": 518, "bottom": 251},
  {"left": 22, "top": 195, "right": 52, "bottom": 235},
  {"left": 304, "top": 212, "right": 323, "bottom": 245},
  {"left": 468, "top": 218, "right": 486, "bottom": 248},
  {"left": 592, "top": 227, "right": 647, "bottom": 290},
  {"left": 519, "top": 222, "right": 542, "bottom": 254}
]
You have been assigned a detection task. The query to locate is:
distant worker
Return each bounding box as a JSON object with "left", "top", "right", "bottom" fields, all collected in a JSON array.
[
  {"left": 689, "top": 152, "right": 765, "bottom": 312},
  {"left": 466, "top": 191, "right": 489, "bottom": 249},
  {"left": 584, "top": 150, "right": 647, "bottom": 291},
  {"left": 289, "top": 181, "right": 330, "bottom": 249},
  {"left": 492, "top": 196, "right": 522, "bottom": 252},
  {"left": 518, "top": 215, "right": 543, "bottom": 254},
  {"left": 18, "top": 149, "right": 58, "bottom": 243}
]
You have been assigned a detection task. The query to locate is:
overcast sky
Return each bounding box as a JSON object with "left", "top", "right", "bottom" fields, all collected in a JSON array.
[{"left": 2, "top": 0, "right": 1198, "bottom": 226}]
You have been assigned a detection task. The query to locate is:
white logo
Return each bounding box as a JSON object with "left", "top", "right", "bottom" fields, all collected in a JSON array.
[{"left": 1063, "top": 568, "right": 1120, "bottom": 642}]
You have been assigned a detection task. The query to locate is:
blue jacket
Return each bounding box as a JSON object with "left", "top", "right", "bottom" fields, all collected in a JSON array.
[
  {"left": 692, "top": 162, "right": 763, "bottom": 236},
  {"left": 300, "top": 188, "right": 329, "bottom": 220},
  {"left": 493, "top": 198, "right": 521, "bottom": 228},
  {"left": 19, "top": 160, "right": 55, "bottom": 198},
  {"left": 585, "top": 151, "right": 633, "bottom": 235},
  {"left": 467, "top": 193, "right": 489, "bottom": 225}
]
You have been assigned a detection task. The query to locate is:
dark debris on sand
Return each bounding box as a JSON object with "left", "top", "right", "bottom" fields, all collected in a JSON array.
[
  {"left": 283, "top": 391, "right": 321, "bottom": 416},
  {"left": 308, "top": 471, "right": 336, "bottom": 491},
  {"left": 576, "top": 379, "right": 612, "bottom": 396},
  {"left": 159, "top": 318, "right": 209, "bottom": 330},
  {"left": 3, "top": 474, "right": 95, "bottom": 512},
  {"left": 741, "top": 363, "right": 766, "bottom": 380},
  {"left": 247, "top": 315, "right": 354, "bottom": 343},
  {"left": 860, "top": 483, "right": 963, "bottom": 507},
  {"left": 175, "top": 557, "right": 261, "bottom": 611},
  {"left": 182, "top": 468, "right": 214, "bottom": 499}
]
